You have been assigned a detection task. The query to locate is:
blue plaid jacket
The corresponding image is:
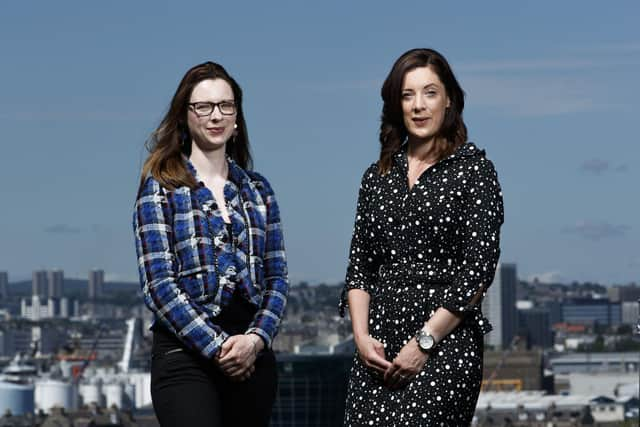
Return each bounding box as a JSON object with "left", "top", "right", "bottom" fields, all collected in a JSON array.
[{"left": 133, "top": 158, "right": 288, "bottom": 359}]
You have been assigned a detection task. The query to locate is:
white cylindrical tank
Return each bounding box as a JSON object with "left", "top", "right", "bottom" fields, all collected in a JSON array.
[
  {"left": 103, "top": 382, "right": 123, "bottom": 409},
  {"left": 35, "top": 379, "right": 76, "bottom": 412},
  {"left": 58, "top": 360, "right": 84, "bottom": 379},
  {"left": 129, "top": 372, "right": 152, "bottom": 408},
  {"left": 123, "top": 383, "right": 136, "bottom": 410},
  {"left": 0, "top": 381, "right": 35, "bottom": 415},
  {"left": 79, "top": 380, "right": 103, "bottom": 408}
]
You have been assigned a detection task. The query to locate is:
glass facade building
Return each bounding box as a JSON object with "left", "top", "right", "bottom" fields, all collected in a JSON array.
[
  {"left": 562, "top": 300, "right": 622, "bottom": 326},
  {"left": 518, "top": 308, "right": 553, "bottom": 349},
  {"left": 271, "top": 354, "right": 352, "bottom": 427},
  {"left": 483, "top": 263, "right": 518, "bottom": 349}
]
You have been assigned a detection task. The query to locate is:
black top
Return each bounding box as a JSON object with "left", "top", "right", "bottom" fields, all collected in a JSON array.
[{"left": 340, "top": 142, "right": 504, "bottom": 331}]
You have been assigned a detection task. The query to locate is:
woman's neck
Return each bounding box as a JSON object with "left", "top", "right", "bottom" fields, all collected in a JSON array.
[
  {"left": 407, "top": 136, "right": 439, "bottom": 163},
  {"left": 189, "top": 144, "right": 228, "bottom": 181}
]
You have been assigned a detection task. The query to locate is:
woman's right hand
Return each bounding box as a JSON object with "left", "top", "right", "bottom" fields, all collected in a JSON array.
[
  {"left": 216, "top": 335, "right": 258, "bottom": 381},
  {"left": 355, "top": 334, "right": 392, "bottom": 374}
]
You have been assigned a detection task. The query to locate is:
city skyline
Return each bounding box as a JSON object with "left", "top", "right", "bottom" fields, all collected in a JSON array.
[
  {"left": 1, "top": 2, "right": 638, "bottom": 285},
  {"left": 0, "top": 254, "right": 638, "bottom": 288},
  {"left": 0, "top": 263, "right": 638, "bottom": 288}
]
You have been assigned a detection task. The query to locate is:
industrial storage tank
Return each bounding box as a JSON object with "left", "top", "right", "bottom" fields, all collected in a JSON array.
[
  {"left": 128, "top": 372, "right": 152, "bottom": 408},
  {"left": 123, "top": 383, "right": 136, "bottom": 410},
  {"left": 79, "top": 379, "right": 103, "bottom": 408},
  {"left": 35, "top": 379, "right": 76, "bottom": 412},
  {"left": 103, "top": 382, "right": 123, "bottom": 409},
  {"left": 0, "top": 380, "right": 35, "bottom": 415}
]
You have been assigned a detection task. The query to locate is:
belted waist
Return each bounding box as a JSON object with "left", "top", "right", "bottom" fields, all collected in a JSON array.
[{"left": 378, "top": 262, "right": 452, "bottom": 283}]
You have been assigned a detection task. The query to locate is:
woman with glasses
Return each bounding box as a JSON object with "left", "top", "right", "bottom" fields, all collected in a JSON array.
[
  {"left": 340, "top": 48, "right": 504, "bottom": 426},
  {"left": 133, "top": 61, "right": 288, "bottom": 426}
]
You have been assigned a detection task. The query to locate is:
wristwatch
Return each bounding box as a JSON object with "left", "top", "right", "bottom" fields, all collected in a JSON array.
[{"left": 415, "top": 329, "right": 436, "bottom": 353}]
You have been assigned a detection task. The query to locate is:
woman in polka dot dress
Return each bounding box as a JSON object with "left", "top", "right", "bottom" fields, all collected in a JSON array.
[{"left": 339, "top": 48, "right": 504, "bottom": 426}]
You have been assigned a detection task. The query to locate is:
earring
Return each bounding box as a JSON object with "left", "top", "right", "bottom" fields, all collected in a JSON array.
[{"left": 230, "top": 123, "right": 238, "bottom": 144}]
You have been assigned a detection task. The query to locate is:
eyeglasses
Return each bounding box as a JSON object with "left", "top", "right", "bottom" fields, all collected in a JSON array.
[{"left": 188, "top": 101, "right": 236, "bottom": 117}]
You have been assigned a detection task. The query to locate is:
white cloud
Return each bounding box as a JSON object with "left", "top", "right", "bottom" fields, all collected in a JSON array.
[
  {"left": 458, "top": 58, "right": 599, "bottom": 73},
  {"left": 580, "top": 158, "right": 610, "bottom": 175},
  {"left": 462, "top": 75, "right": 605, "bottom": 116},
  {"left": 574, "top": 41, "right": 640, "bottom": 55},
  {"left": 458, "top": 57, "right": 640, "bottom": 73},
  {"left": 0, "top": 111, "right": 150, "bottom": 121},
  {"left": 44, "top": 224, "right": 82, "bottom": 234},
  {"left": 580, "top": 159, "right": 630, "bottom": 175},
  {"left": 562, "top": 220, "right": 631, "bottom": 240}
]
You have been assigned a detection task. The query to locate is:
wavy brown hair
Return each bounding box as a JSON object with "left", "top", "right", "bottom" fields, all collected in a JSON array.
[
  {"left": 378, "top": 48, "right": 467, "bottom": 174},
  {"left": 139, "top": 61, "right": 252, "bottom": 192}
]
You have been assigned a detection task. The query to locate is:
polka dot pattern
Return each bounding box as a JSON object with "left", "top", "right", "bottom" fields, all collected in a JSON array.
[{"left": 341, "top": 143, "right": 504, "bottom": 426}]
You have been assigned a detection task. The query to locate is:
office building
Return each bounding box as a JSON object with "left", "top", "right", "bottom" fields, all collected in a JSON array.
[
  {"left": 562, "top": 300, "right": 622, "bottom": 327},
  {"left": 544, "top": 299, "right": 563, "bottom": 325},
  {"left": 20, "top": 296, "right": 75, "bottom": 320},
  {"left": 0, "top": 271, "right": 8, "bottom": 299},
  {"left": 60, "top": 297, "right": 70, "bottom": 318},
  {"left": 88, "top": 269, "right": 104, "bottom": 299},
  {"left": 483, "top": 263, "right": 518, "bottom": 349},
  {"left": 608, "top": 284, "right": 640, "bottom": 303},
  {"left": 621, "top": 301, "right": 639, "bottom": 326},
  {"left": 518, "top": 307, "right": 553, "bottom": 349},
  {"left": 550, "top": 352, "right": 639, "bottom": 374},
  {"left": 271, "top": 354, "right": 351, "bottom": 427},
  {"left": 32, "top": 270, "right": 47, "bottom": 297},
  {"left": 21, "top": 296, "right": 49, "bottom": 321},
  {"left": 47, "top": 269, "right": 64, "bottom": 298}
]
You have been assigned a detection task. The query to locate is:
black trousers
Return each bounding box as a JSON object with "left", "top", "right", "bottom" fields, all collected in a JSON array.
[{"left": 150, "top": 294, "right": 277, "bottom": 427}]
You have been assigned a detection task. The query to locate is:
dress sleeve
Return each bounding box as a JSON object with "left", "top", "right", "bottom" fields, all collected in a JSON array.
[
  {"left": 442, "top": 156, "right": 504, "bottom": 314},
  {"left": 245, "top": 174, "right": 289, "bottom": 348},
  {"left": 339, "top": 166, "right": 381, "bottom": 317},
  {"left": 133, "top": 178, "right": 229, "bottom": 358}
]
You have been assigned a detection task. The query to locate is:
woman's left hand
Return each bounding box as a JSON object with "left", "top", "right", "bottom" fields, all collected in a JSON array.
[
  {"left": 383, "top": 340, "right": 429, "bottom": 390},
  {"left": 217, "top": 334, "right": 264, "bottom": 381}
]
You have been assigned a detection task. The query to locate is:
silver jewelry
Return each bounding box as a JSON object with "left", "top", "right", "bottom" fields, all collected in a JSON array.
[{"left": 415, "top": 329, "right": 436, "bottom": 353}]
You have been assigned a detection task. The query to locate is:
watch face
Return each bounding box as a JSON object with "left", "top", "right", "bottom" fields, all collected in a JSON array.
[{"left": 419, "top": 333, "right": 434, "bottom": 350}]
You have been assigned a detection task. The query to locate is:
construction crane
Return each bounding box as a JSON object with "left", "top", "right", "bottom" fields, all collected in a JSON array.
[
  {"left": 478, "top": 336, "right": 521, "bottom": 427},
  {"left": 482, "top": 335, "right": 521, "bottom": 392},
  {"left": 117, "top": 318, "right": 137, "bottom": 374},
  {"left": 69, "top": 324, "right": 106, "bottom": 384}
]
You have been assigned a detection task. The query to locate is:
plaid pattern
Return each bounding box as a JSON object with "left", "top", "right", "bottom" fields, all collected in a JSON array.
[{"left": 133, "top": 158, "right": 288, "bottom": 359}]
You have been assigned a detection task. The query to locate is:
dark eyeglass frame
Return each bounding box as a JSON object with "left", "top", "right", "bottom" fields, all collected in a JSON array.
[{"left": 188, "top": 101, "right": 236, "bottom": 117}]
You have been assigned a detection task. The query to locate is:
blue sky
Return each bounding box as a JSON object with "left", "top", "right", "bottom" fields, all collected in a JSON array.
[{"left": 0, "top": 1, "right": 638, "bottom": 285}]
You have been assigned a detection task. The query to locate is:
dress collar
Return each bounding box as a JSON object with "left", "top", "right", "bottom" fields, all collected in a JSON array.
[{"left": 393, "top": 141, "right": 484, "bottom": 170}]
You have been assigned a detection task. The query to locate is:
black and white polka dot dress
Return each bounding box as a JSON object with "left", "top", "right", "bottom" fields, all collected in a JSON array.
[{"left": 340, "top": 142, "right": 504, "bottom": 426}]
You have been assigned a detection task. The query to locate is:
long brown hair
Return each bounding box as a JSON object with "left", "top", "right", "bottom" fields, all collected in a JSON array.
[
  {"left": 139, "top": 61, "right": 252, "bottom": 191},
  {"left": 378, "top": 48, "right": 467, "bottom": 174}
]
